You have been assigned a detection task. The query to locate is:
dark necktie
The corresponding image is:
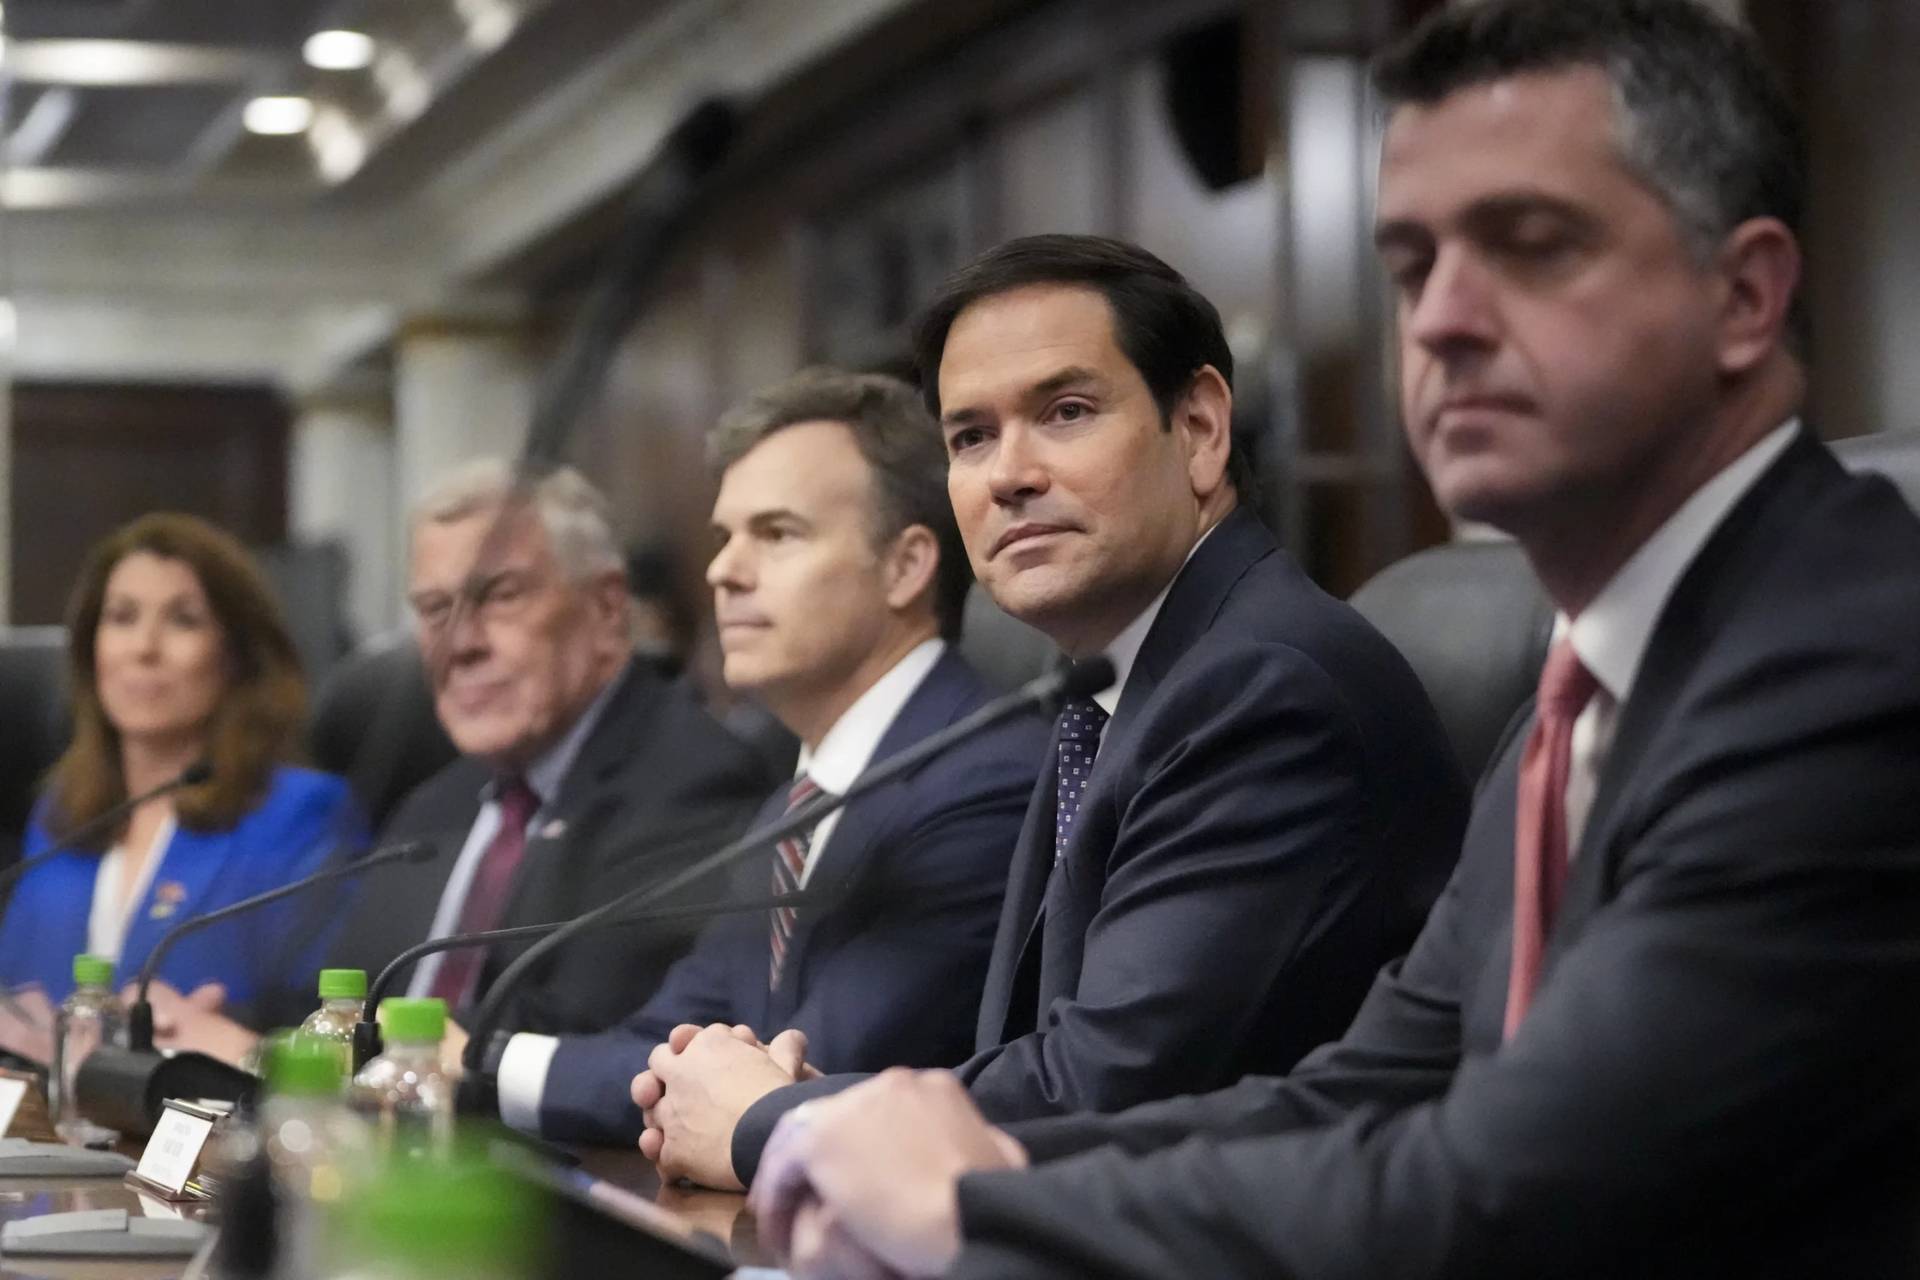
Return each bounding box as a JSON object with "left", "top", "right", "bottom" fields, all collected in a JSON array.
[
  {"left": 430, "top": 775, "right": 539, "bottom": 1007},
  {"left": 768, "top": 775, "right": 821, "bottom": 991},
  {"left": 1053, "top": 696, "right": 1109, "bottom": 863},
  {"left": 1503, "top": 638, "right": 1599, "bottom": 1039}
]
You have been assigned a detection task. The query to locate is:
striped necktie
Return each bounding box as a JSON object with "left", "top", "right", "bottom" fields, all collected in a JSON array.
[{"left": 768, "top": 775, "right": 821, "bottom": 991}]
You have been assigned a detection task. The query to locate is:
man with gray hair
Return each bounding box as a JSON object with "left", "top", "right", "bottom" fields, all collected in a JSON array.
[
  {"left": 479, "top": 369, "right": 1046, "bottom": 1143},
  {"left": 340, "top": 459, "right": 769, "bottom": 1047}
]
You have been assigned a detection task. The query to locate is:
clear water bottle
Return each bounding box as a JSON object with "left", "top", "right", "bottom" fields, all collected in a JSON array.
[
  {"left": 49, "top": 953, "right": 125, "bottom": 1147},
  {"left": 300, "top": 970, "right": 367, "bottom": 1077},
  {"left": 260, "top": 1035, "right": 374, "bottom": 1280},
  {"left": 325, "top": 1153, "right": 546, "bottom": 1280},
  {"left": 348, "top": 998, "right": 453, "bottom": 1159}
]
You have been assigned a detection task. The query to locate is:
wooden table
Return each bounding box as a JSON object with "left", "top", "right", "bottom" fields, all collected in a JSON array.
[{"left": 0, "top": 1078, "right": 765, "bottom": 1278}]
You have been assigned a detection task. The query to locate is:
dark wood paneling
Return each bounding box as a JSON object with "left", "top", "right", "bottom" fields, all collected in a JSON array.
[{"left": 10, "top": 383, "right": 289, "bottom": 625}]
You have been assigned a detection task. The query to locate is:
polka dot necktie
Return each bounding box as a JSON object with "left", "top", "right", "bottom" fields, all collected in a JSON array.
[{"left": 1053, "top": 696, "right": 1109, "bottom": 863}]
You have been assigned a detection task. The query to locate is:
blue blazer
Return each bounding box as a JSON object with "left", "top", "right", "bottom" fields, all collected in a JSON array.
[
  {"left": 0, "top": 766, "right": 366, "bottom": 1025},
  {"left": 537, "top": 650, "right": 1048, "bottom": 1144}
]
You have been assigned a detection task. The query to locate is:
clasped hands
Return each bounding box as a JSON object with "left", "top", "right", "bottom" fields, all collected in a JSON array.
[{"left": 632, "top": 1023, "right": 1027, "bottom": 1279}]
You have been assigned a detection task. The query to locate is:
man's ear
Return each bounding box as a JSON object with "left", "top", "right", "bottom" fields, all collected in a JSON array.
[
  {"left": 1715, "top": 216, "right": 1801, "bottom": 377},
  {"left": 1175, "top": 365, "right": 1234, "bottom": 499},
  {"left": 883, "top": 525, "right": 941, "bottom": 616}
]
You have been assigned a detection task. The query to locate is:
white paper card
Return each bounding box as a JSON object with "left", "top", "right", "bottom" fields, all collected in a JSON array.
[
  {"left": 134, "top": 1105, "right": 216, "bottom": 1196},
  {"left": 0, "top": 1078, "right": 27, "bottom": 1136}
]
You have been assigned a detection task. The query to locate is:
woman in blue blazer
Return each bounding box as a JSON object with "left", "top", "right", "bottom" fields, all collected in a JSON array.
[{"left": 0, "top": 513, "right": 365, "bottom": 1058}]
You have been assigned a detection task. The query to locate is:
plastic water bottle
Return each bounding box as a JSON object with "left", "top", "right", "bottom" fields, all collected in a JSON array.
[
  {"left": 299, "top": 970, "right": 367, "bottom": 1076},
  {"left": 49, "top": 953, "right": 125, "bottom": 1146},
  {"left": 325, "top": 1153, "right": 546, "bottom": 1280},
  {"left": 348, "top": 998, "right": 453, "bottom": 1158},
  {"left": 260, "top": 1035, "right": 374, "bottom": 1279}
]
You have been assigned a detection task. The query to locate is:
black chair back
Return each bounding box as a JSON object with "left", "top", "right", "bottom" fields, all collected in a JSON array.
[{"left": 1349, "top": 541, "right": 1552, "bottom": 781}]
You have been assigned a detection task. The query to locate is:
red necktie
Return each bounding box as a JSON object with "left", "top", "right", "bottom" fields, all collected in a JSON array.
[
  {"left": 768, "top": 776, "right": 821, "bottom": 991},
  {"left": 430, "top": 775, "right": 539, "bottom": 1007},
  {"left": 1503, "top": 638, "right": 1599, "bottom": 1040}
]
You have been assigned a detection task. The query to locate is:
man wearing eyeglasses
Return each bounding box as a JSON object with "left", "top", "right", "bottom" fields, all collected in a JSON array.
[{"left": 344, "top": 459, "right": 769, "bottom": 1047}]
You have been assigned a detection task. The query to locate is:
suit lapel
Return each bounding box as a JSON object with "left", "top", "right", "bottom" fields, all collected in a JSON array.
[
  {"left": 979, "top": 511, "right": 1281, "bottom": 1043},
  {"left": 499, "top": 663, "right": 664, "bottom": 933},
  {"left": 771, "top": 654, "right": 977, "bottom": 1018},
  {"left": 117, "top": 825, "right": 243, "bottom": 974},
  {"left": 976, "top": 750, "right": 1058, "bottom": 1049},
  {"left": 1553, "top": 432, "right": 1826, "bottom": 946}
]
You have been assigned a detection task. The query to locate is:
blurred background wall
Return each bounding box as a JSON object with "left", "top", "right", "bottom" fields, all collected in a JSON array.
[{"left": 0, "top": 0, "right": 1912, "bottom": 692}]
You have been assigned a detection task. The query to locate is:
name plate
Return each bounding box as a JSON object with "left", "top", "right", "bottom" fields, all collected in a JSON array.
[
  {"left": 0, "top": 1077, "right": 28, "bottom": 1137},
  {"left": 127, "top": 1100, "right": 222, "bottom": 1201}
]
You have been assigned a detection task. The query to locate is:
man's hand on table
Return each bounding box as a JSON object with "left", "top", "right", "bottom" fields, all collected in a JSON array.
[
  {"left": 749, "top": 1068, "right": 1027, "bottom": 1279},
  {"left": 631, "top": 1022, "right": 819, "bottom": 1191}
]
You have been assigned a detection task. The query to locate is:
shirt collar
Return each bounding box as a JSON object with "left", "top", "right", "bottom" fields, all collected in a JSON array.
[
  {"left": 796, "top": 639, "right": 947, "bottom": 794},
  {"left": 1090, "top": 521, "right": 1220, "bottom": 717},
  {"left": 489, "top": 660, "right": 629, "bottom": 810},
  {"left": 1558, "top": 419, "right": 1799, "bottom": 704}
]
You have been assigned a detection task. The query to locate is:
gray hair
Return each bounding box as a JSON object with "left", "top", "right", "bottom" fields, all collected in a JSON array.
[
  {"left": 1372, "top": 0, "right": 1805, "bottom": 268},
  {"left": 411, "top": 458, "right": 624, "bottom": 583}
]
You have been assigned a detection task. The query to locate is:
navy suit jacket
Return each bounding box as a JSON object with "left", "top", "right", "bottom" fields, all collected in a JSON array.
[
  {"left": 951, "top": 434, "right": 1920, "bottom": 1279},
  {"left": 339, "top": 660, "right": 770, "bottom": 1038},
  {"left": 537, "top": 649, "right": 1047, "bottom": 1144},
  {"left": 734, "top": 507, "right": 1469, "bottom": 1181},
  {"left": 0, "top": 766, "right": 365, "bottom": 1027}
]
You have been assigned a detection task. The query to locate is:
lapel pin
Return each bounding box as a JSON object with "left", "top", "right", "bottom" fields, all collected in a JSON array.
[
  {"left": 149, "top": 881, "right": 188, "bottom": 920},
  {"left": 540, "top": 819, "right": 567, "bottom": 841}
]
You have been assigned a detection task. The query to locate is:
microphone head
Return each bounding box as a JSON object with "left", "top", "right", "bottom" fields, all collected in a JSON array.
[
  {"left": 1056, "top": 656, "right": 1117, "bottom": 703},
  {"left": 178, "top": 761, "right": 214, "bottom": 787}
]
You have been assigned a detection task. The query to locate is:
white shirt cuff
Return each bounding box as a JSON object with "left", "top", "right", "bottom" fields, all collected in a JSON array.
[{"left": 495, "top": 1032, "right": 561, "bottom": 1133}]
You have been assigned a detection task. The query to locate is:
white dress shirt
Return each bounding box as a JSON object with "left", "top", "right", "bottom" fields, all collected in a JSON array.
[
  {"left": 1559, "top": 420, "right": 1798, "bottom": 855},
  {"left": 405, "top": 670, "right": 622, "bottom": 999},
  {"left": 495, "top": 639, "right": 949, "bottom": 1131},
  {"left": 87, "top": 814, "right": 177, "bottom": 963}
]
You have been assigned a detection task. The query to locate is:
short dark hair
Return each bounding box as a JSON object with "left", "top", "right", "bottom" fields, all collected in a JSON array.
[
  {"left": 911, "top": 234, "right": 1255, "bottom": 497},
  {"left": 710, "top": 367, "right": 971, "bottom": 639},
  {"left": 1374, "top": 0, "right": 1806, "bottom": 339}
]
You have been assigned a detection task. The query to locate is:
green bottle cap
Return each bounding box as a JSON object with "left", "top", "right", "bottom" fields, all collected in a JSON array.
[
  {"left": 376, "top": 997, "right": 446, "bottom": 1044},
  {"left": 72, "top": 954, "right": 114, "bottom": 988},
  {"left": 317, "top": 968, "right": 368, "bottom": 1000},
  {"left": 265, "top": 1033, "right": 344, "bottom": 1097},
  {"left": 338, "top": 1154, "right": 545, "bottom": 1274}
]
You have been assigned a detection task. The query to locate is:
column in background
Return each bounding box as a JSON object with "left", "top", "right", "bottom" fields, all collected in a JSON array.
[
  {"left": 292, "top": 389, "right": 398, "bottom": 639},
  {"left": 393, "top": 318, "right": 536, "bottom": 513}
]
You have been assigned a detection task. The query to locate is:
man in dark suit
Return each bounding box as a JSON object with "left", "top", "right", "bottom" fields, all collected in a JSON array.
[
  {"left": 744, "top": 4, "right": 1920, "bottom": 1278},
  {"left": 635, "top": 235, "right": 1468, "bottom": 1189},
  {"left": 480, "top": 370, "right": 1045, "bottom": 1143},
  {"left": 341, "top": 460, "right": 769, "bottom": 1046}
]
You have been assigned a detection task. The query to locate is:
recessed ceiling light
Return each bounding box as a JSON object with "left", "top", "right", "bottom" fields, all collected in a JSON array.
[
  {"left": 243, "top": 95, "right": 314, "bottom": 136},
  {"left": 303, "top": 29, "right": 375, "bottom": 72}
]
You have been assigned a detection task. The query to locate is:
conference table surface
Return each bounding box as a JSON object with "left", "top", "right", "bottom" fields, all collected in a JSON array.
[{"left": 0, "top": 1081, "right": 766, "bottom": 1278}]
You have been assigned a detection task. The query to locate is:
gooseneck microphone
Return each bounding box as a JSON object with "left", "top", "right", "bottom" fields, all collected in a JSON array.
[
  {"left": 128, "top": 837, "right": 438, "bottom": 1053},
  {"left": 460, "top": 657, "right": 1116, "bottom": 1077},
  {"left": 351, "top": 887, "right": 831, "bottom": 1071},
  {"left": 0, "top": 760, "right": 212, "bottom": 912}
]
